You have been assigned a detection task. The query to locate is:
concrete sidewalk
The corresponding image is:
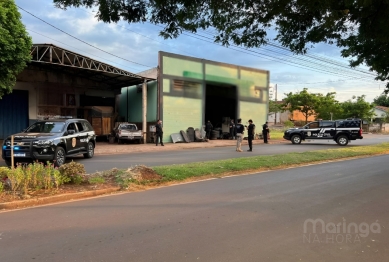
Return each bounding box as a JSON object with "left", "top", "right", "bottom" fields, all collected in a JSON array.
[{"left": 94, "top": 138, "right": 287, "bottom": 155}]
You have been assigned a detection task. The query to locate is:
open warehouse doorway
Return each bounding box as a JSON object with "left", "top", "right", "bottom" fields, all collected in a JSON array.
[{"left": 205, "top": 84, "right": 237, "bottom": 138}]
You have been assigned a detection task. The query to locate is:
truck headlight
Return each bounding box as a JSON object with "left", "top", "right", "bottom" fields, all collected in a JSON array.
[{"left": 33, "top": 140, "right": 53, "bottom": 147}]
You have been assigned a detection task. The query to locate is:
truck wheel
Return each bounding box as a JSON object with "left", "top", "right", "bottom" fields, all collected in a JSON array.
[
  {"left": 336, "top": 135, "right": 349, "bottom": 146},
  {"left": 83, "top": 142, "right": 94, "bottom": 158},
  {"left": 53, "top": 147, "right": 66, "bottom": 167},
  {"left": 291, "top": 135, "right": 302, "bottom": 144}
]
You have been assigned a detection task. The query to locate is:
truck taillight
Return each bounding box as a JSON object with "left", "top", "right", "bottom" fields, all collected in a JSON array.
[{"left": 359, "top": 128, "right": 362, "bottom": 136}]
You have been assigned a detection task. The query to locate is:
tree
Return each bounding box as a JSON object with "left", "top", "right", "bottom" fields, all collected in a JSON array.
[
  {"left": 283, "top": 88, "right": 319, "bottom": 124},
  {"left": 269, "top": 100, "right": 282, "bottom": 114},
  {"left": 338, "top": 95, "right": 374, "bottom": 120},
  {"left": 315, "top": 92, "right": 342, "bottom": 120},
  {"left": 54, "top": 0, "right": 389, "bottom": 91},
  {"left": 373, "top": 94, "right": 389, "bottom": 107},
  {"left": 0, "top": 0, "right": 32, "bottom": 99}
]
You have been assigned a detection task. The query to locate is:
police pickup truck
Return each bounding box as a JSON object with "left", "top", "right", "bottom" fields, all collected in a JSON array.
[
  {"left": 283, "top": 119, "right": 363, "bottom": 146},
  {"left": 2, "top": 119, "right": 96, "bottom": 167}
]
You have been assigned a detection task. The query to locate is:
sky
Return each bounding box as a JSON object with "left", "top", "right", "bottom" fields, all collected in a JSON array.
[{"left": 14, "top": 0, "right": 387, "bottom": 102}]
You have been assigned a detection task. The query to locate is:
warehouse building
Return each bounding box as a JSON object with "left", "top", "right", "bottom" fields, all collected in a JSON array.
[{"left": 120, "top": 51, "right": 270, "bottom": 143}]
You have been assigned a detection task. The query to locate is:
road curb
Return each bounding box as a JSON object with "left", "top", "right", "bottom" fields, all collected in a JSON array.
[{"left": 0, "top": 187, "right": 121, "bottom": 211}]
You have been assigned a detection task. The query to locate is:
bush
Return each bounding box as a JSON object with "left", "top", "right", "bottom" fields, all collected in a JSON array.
[
  {"left": 293, "top": 120, "right": 306, "bottom": 127},
  {"left": 88, "top": 176, "right": 106, "bottom": 184},
  {"left": 3, "top": 162, "right": 68, "bottom": 195},
  {"left": 283, "top": 120, "right": 294, "bottom": 129},
  {"left": 0, "top": 167, "right": 9, "bottom": 179},
  {"left": 58, "top": 161, "right": 86, "bottom": 185}
]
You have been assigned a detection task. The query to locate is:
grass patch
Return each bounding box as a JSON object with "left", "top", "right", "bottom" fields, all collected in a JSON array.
[
  {"left": 88, "top": 176, "right": 106, "bottom": 184},
  {"left": 268, "top": 130, "right": 285, "bottom": 140},
  {"left": 153, "top": 142, "right": 389, "bottom": 181}
]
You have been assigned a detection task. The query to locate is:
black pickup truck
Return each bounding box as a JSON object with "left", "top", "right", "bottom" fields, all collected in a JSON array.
[
  {"left": 283, "top": 119, "right": 363, "bottom": 146},
  {"left": 2, "top": 118, "right": 96, "bottom": 167}
]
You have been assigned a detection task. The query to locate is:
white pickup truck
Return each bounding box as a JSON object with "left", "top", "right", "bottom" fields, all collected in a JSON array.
[{"left": 113, "top": 123, "right": 143, "bottom": 144}]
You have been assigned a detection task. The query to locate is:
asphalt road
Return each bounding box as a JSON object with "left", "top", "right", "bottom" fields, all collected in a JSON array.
[
  {"left": 74, "top": 135, "right": 389, "bottom": 173},
  {"left": 1, "top": 135, "right": 389, "bottom": 174},
  {"left": 1, "top": 155, "right": 388, "bottom": 261}
]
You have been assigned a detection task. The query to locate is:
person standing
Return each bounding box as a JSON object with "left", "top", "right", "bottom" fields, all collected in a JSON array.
[
  {"left": 247, "top": 119, "right": 255, "bottom": 151},
  {"left": 235, "top": 118, "right": 245, "bottom": 152},
  {"left": 229, "top": 119, "right": 236, "bottom": 139},
  {"left": 262, "top": 121, "right": 269, "bottom": 144},
  {"left": 205, "top": 120, "right": 213, "bottom": 139},
  {"left": 155, "top": 119, "right": 164, "bottom": 146}
]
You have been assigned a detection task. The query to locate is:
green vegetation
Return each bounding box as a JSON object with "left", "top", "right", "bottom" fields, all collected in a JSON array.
[
  {"left": 282, "top": 88, "right": 374, "bottom": 123},
  {"left": 1, "top": 143, "right": 388, "bottom": 202},
  {"left": 268, "top": 130, "right": 285, "bottom": 140},
  {"left": 0, "top": 0, "right": 32, "bottom": 98},
  {"left": 374, "top": 94, "right": 389, "bottom": 107},
  {"left": 54, "top": 1, "right": 389, "bottom": 92},
  {"left": 58, "top": 161, "right": 86, "bottom": 185},
  {"left": 88, "top": 176, "right": 106, "bottom": 184},
  {"left": 153, "top": 143, "right": 389, "bottom": 181},
  {"left": 4, "top": 162, "right": 66, "bottom": 196}
]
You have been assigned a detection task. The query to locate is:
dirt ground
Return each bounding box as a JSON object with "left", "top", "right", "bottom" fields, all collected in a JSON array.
[{"left": 93, "top": 137, "right": 285, "bottom": 155}]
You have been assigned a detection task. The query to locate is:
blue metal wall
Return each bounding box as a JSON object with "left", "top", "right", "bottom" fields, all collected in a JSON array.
[{"left": 0, "top": 90, "right": 29, "bottom": 139}]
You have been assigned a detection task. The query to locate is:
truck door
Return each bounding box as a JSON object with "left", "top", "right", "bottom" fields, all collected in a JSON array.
[
  {"left": 303, "top": 122, "right": 320, "bottom": 139},
  {"left": 76, "top": 121, "right": 88, "bottom": 151},
  {"left": 320, "top": 121, "right": 336, "bottom": 139},
  {"left": 65, "top": 122, "right": 80, "bottom": 154}
]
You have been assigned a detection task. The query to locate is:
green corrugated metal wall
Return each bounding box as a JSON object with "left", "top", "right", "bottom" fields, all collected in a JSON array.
[
  {"left": 119, "top": 81, "right": 158, "bottom": 122},
  {"left": 160, "top": 52, "right": 269, "bottom": 143}
]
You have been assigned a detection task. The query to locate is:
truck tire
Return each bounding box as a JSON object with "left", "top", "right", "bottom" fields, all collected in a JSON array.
[
  {"left": 83, "top": 142, "right": 94, "bottom": 158},
  {"left": 291, "top": 135, "right": 302, "bottom": 144},
  {"left": 336, "top": 135, "right": 349, "bottom": 146},
  {"left": 53, "top": 147, "right": 66, "bottom": 167}
]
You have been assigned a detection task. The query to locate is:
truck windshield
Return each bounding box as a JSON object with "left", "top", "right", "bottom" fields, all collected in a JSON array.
[
  {"left": 25, "top": 122, "right": 65, "bottom": 133},
  {"left": 120, "top": 124, "right": 137, "bottom": 130}
]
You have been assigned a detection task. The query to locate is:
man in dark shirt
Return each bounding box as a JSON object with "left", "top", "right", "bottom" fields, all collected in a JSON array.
[
  {"left": 235, "top": 118, "right": 245, "bottom": 152},
  {"left": 247, "top": 119, "right": 255, "bottom": 151},
  {"left": 262, "top": 121, "right": 269, "bottom": 144},
  {"left": 205, "top": 120, "right": 213, "bottom": 139},
  {"left": 155, "top": 119, "right": 164, "bottom": 146}
]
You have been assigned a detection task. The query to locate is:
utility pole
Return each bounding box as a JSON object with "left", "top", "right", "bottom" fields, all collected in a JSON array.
[
  {"left": 142, "top": 78, "right": 147, "bottom": 144},
  {"left": 274, "top": 84, "right": 277, "bottom": 125}
]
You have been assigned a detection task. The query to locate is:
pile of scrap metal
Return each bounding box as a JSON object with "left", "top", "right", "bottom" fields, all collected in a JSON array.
[{"left": 170, "top": 127, "right": 208, "bottom": 143}]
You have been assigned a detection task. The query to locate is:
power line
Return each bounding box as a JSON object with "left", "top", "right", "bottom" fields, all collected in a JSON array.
[
  {"left": 26, "top": 28, "right": 143, "bottom": 72},
  {"left": 19, "top": 4, "right": 385, "bottom": 88},
  {"left": 17, "top": 5, "right": 153, "bottom": 69},
  {"left": 202, "top": 27, "right": 375, "bottom": 76},
  {"left": 177, "top": 28, "right": 378, "bottom": 82},
  {"left": 77, "top": 8, "right": 198, "bottom": 58},
  {"left": 195, "top": 28, "right": 376, "bottom": 79}
]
